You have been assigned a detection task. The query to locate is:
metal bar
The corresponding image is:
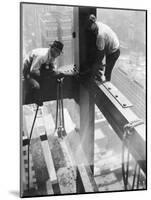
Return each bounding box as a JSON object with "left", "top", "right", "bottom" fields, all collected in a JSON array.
[
  {"left": 136, "top": 166, "right": 141, "bottom": 189},
  {"left": 77, "top": 7, "right": 96, "bottom": 173},
  {"left": 28, "top": 104, "right": 39, "bottom": 191},
  {"left": 103, "top": 82, "right": 133, "bottom": 108},
  {"left": 29, "top": 105, "right": 39, "bottom": 141},
  {"left": 55, "top": 82, "right": 59, "bottom": 129},
  {"left": 79, "top": 83, "right": 95, "bottom": 169},
  {"left": 132, "top": 163, "right": 138, "bottom": 189},
  {"left": 60, "top": 80, "right": 65, "bottom": 128}
]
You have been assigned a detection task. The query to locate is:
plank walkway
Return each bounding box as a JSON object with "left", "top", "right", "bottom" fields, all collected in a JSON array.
[
  {"left": 21, "top": 102, "right": 98, "bottom": 196},
  {"left": 21, "top": 100, "right": 145, "bottom": 197}
]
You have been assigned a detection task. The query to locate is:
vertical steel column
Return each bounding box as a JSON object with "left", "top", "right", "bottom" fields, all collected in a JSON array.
[
  {"left": 79, "top": 84, "right": 95, "bottom": 171},
  {"left": 78, "top": 7, "right": 96, "bottom": 172}
]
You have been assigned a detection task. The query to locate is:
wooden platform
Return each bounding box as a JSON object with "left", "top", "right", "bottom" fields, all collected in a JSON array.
[
  {"left": 21, "top": 100, "right": 98, "bottom": 197},
  {"left": 21, "top": 99, "right": 146, "bottom": 197}
]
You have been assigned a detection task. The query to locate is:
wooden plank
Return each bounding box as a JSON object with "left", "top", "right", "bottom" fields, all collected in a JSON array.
[
  {"left": 42, "top": 105, "right": 76, "bottom": 194},
  {"left": 29, "top": 153, "right": 37, "bottom": 189},
  {"left": 42, "top": 101, "right": 98, "bottom": 193},
  {"left": 46, "top": 179, "right": 54, "bottom": 195},
  {"left": 40, "top": 105, "right": 55, "bottom": 136},
  {"left": 42, "top": 103, "right": 77, "bottom": 193},
  {"left": 39, "top": 130, "right": 57, "bottom": 185},
  {"left": 76, "top": 167, "right": 85, "bottom": 193},
  {"left": 36, "top": 108, "right": 61, "bottom": 194},
  {"left": 23, "top": 101, "right": 97, "bottom": 194},
  {"left": 22, "top": 136, "right": 38, "bottom": 191},
  {"left": 85, "top": 165, "right": 98, "bottom": 192},
  {"left": 29, "top": 135, "right": 57, "bottom": 195},
  {"left": 63, "top": 108, "right": 76, "bottom": 134},
  {"left": 23, "top": 105, "right": 59, "bottom": 195},
  {"left": 59, "top": 139, "right": 76, "bottom": 168},
  {"left": 22, "top": 138, "right": 28, "bottom": 192},
  {"left": 37, "top": 108, "right": 58, "bottom": 185},
  {"left": 77, "top": 165, "right": 94, "bottom": 192},
  {"left": 61, "top": 133, "right": 98, "bottom": 193},
  {"left": 37, "top": 134, "right": 61, "bottom": 194}
]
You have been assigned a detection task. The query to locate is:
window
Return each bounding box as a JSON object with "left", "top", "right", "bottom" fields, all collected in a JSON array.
[{"left": 97, "top": 8, "right": 146, "bottom": 121}]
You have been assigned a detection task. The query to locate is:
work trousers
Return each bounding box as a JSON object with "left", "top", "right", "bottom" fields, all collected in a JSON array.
[
  {"left": 105, "top": 49, "right": 120, "bottom": 81},
  {"left": 23, "top": 77, "right": 41, "bottom": 105},
  {"left": 94, "top": 48, "right": 120, "bottom": 81},
  {"left": 23, "top": 62, "right": 55, "bottom": 105}
]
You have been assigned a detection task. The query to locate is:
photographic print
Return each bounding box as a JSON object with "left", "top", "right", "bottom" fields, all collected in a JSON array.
[{"left": 20, "top": 2, "right": 147, "bottom": 197}]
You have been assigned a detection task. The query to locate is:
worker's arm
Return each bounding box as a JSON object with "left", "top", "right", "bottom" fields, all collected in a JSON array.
[
  {"left": 30, "top": 57, "right": 41, "bottom": 78},
  {"left": 96, "top": 35, "right": 105, "bottom": 62},
  {"left": 97, "top": 49, "right": 105, "bottom": 62},
  {"left": 23, "top": 55, "right": 33, "bottom": 79}
]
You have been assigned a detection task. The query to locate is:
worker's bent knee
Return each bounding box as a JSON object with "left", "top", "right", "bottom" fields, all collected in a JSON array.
[{"left": 28, "top": 78, "right": 40, "bottom": 90}]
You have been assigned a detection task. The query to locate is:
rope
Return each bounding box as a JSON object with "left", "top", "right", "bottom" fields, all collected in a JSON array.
[
  {"left": 60, "top": 78, "right": 65, "bottom": 128},
  {"left": 55, "top": 79, "right": 59, "bottom": 129},
  {"left": 28, "top": 104, "right": 39, "bottom": 191},
  {"left": 55, "top": 77, "right": 66, "bottom": 138},
  {"left": 122, "top": 119, "right": 144, "bottom": 190}
]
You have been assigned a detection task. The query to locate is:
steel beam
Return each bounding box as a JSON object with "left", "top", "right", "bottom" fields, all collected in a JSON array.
[
  {"left": 92, "top": 81, "right": 146, "bottom": 174},
  {"left": 77, "top": 7, "right": 96, "bottom": 171}
]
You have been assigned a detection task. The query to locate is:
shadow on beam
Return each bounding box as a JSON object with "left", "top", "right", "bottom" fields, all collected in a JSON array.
[
  {"left": 80, "top": 80, "right": 146, "bottom": 175},
  {"left": 93, "top": 81, "right": 146, "bottom": 174},
  {"left": 22, "top": 76, "right": 79, "bottom": 105}
]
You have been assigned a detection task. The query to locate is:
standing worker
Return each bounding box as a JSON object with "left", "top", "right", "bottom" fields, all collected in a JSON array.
[
  {"left": 88, "top": 14, "right": 120, "bottom": 82},
  {"left": 23, "top": 40, "right": 64, "bottom": 105}
]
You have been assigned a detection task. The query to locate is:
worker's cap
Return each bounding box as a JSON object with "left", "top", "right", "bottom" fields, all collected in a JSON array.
[
  {"left": 89, "top": 14, "right": 96, "bottom": 23},
  {"left": 87, "top": 14, "right": 98, "bottom": 34},
  {"left": 50, "top": 40, "right": 64, "bottom": 52}
]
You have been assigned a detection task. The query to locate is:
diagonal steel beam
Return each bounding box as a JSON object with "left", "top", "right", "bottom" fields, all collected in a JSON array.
[{"left": 91, "top": 81, "right": 146, "bottom": 174}]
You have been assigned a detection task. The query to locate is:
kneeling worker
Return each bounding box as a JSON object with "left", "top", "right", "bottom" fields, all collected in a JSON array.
[{"left": 23, "top": 40, "right": 64, "bottom": 105}]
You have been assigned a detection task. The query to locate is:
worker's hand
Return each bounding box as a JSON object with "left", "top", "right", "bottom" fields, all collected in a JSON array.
[
  {"left": 54, "top": 70, "right": 65, "bottom": 78},
  {"left": 30, "top": 69, "right": 40, "bottom": 77},
  {"left": 28, "top": 78, "right": 40, "bottom": 90}
]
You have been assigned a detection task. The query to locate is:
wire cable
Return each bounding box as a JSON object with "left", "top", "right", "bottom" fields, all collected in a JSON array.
[{"left": 122, "top": 119, "right": 144, "bottom": 190}]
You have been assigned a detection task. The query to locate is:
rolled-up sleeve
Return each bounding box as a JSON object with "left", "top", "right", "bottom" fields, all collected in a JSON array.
[
  {"left": 30, "top": 57, "right": 42, "bottom": 77},
  {"left": 96, "top": 35, "right": 105, "bottom": 51},
  {"left": 23, "top": 54, "right": 33, "bottom": 79}
]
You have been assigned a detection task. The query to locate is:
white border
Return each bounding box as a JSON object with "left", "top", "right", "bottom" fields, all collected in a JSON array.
[{"left": 0, "top": 0, "right": 150, "bottom": 199}]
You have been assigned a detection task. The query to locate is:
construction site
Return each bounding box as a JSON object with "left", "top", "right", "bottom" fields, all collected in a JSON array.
[{"left": 21, "top": 3, "right": 146, "bottom": 197}]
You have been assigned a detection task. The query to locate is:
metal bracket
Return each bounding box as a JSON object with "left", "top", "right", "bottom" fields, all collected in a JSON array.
[
  {"left": 57, "top": 64, "right": 79, "bottom": 76},
  {"left": 103, "top": 82, "right": 133, "bottom": 108},
  {"left": 123, "top": 119, "right": 144, "bottom": 139}
]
